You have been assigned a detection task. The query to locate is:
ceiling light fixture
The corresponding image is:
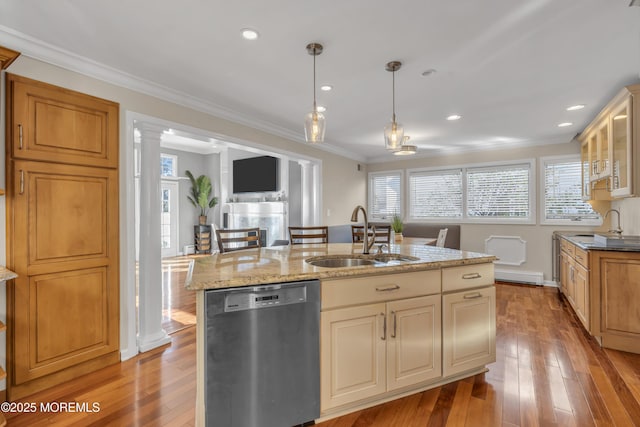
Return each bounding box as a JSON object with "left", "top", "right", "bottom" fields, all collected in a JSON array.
[
  {"left": 446, "top": 114, "right": 462, "bottom": 121},
  {"left": 304, "top": 43, "right": 326, "bottom": 143},
  {"left": 384, "top": 61, "right": 404, "bottom": 150},
  {"left": 393, "top": 136, "right": 417, "bottom": 156},
  {"left": 317, "top": 105, "right": 327, "bottom": 112},
  {"left": 241, "top": 29, "right": 259, "bottom": 40},
  {"left": 566, "top": 104, "right": 585, "bottom": 111},
  {"left": 558, "top": 122, "right": 573, "bottom": 127},
  {"left": 320, "top": 85, "right": 333, "bottom": 91}
]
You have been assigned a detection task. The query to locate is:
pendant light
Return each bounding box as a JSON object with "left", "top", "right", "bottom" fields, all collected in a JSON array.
[
  {"left": 384, "top": 61, "right": 404, "bottom": 150},
  {"left": 393, "top": 136, "right": 417, "bottom": 156},
  {"left": 304, "top": 43, "right": 325, "bottom": 143}
]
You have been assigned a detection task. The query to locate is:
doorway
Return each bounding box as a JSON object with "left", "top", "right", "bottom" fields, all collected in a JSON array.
[{"left": 161, "top": 180, "right": 179, "bottom": 258}]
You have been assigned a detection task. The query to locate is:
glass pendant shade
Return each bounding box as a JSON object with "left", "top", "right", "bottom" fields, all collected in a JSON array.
[
  {"left": 384, "top": 120, "right": 404, "bottom": 150},
  {"left": 304, "top": 109, "right": 326, "bottom": 143},
  {"left": 393, "top": 144, "right": 417, "bottom": 155}
]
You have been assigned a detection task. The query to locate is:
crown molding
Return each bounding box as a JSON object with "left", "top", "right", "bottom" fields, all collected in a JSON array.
[{"left": 0, "top": 25, "right": 365, "bottom": 162}]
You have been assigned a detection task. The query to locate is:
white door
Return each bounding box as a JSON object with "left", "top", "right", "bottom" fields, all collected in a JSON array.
[{"left": 161, "top": 181, "right": 179, "bottom": 257}]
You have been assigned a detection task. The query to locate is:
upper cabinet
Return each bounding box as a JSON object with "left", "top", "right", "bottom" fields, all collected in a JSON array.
[
  {"left": 579, "top": 84, "right": 638, "bottom": 200},
  {"left": 6, "top": 74, "right": 119, "bottom": 169}
]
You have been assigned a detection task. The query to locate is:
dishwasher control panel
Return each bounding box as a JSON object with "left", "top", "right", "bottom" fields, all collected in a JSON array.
[{"left": 224, "top": 283, "right": 307, "bottom": 312}]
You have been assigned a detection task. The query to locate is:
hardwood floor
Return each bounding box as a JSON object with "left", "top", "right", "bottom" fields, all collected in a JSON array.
[
  {"left": 5, "top": 284, "right": 640, "bottom": 426},
  {"left": 161, "top": 256, "right": 197, "bottom": 334}
]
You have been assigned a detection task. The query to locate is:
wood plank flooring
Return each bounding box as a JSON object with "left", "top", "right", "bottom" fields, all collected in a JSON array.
[
  {"left": 5, "top": 283, "right": 640, "bottom": 426},
  {"left": 161, "top": 257, "right": 197, "bottom": 334}
]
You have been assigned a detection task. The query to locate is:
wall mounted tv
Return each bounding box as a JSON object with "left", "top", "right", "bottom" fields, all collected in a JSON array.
[{"left": 233, "top": 155, "right": 280, "bottom": 193}]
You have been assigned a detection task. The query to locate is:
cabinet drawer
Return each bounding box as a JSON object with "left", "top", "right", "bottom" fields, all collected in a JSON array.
[
  {"left": 322, "top": 270, "right": 441, "bottom": 310},
  {"left": 574, "top": 247, "right": 588, "bottom": 268},
  {"left": 442, "top": 263, "right": 494, "bottom": 292},
  {"left": 560, "top": 239, "right": 575, "bottom": 257}
]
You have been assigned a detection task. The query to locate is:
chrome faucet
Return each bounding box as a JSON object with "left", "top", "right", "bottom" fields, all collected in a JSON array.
[
  {"left": 605, "top": 209, "right": 623, "bottom": 235},
  {"left": 350, "top": 205, "right": 376, "bottom": 254}
]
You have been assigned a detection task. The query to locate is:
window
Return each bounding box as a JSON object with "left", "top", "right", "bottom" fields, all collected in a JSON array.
[
  {"left": 467, "top": 164, "right": 530, "bottom": 219},
  {"left": 409, "top": 169, "right": 462, "bottom": 218},
  {"left": 369, "top": 171, "right": 402, "bottom": 220},
  {"left": 160, "top": 153, "right": 177, "bottom": 177},
  {"left": 542, "top": 156, "right": 600, "bottom": 224},
  {"left": 408, "top": 160, "right": 535, "bottom": 223}
]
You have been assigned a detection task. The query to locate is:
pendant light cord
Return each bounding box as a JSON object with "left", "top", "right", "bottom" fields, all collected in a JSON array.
[
  {"left": 313, "top": 51, "right": 317, "bottom": 112},
  {"left": 391, "top": 70, "right": 396, "bottom": 122}
]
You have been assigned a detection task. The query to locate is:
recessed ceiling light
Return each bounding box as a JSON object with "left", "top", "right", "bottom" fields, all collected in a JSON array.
[
  {"left": 446, "top": 114, "right": 462, "bottom": 121},
  {"left": 566, "top": 104, "right": 585, "bottom": 111},
  {"left": 241, "top": 29, "right": 259, "bottom": 40},
  {"left": 558, "top": 122, "right": 573, "bottom": 127},
  {"left": 316, "top": 105, "right": 326, "bottom": 112},
  {"left": 320, "top": 85, "right": 333, "bottom": 91}
]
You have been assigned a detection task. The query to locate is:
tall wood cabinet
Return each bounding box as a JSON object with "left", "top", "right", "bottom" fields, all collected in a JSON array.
[
  {"left": 559, "top": 238, "right": 590, "bottom": 331},
  {"left": 5, "top": 74, "right": 120, "bottom": 399},
  {"left": 580, "top": 84, "right": 639, "bottom": 200}
]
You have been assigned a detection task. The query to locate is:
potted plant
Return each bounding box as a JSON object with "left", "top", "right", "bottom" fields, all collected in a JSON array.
[
  {"left": 391, "top": 213, "right": 404, "bottom": 242},
  {"left": 186, "top": 170, "right": 218, "bottom": 225}
]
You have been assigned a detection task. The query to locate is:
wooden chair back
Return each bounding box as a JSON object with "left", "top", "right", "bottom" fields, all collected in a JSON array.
[
  {"left": 351, "top": 225, "right": 391, "bottom": 244},
  {"left": 436, "top": 228, "right": 448, "bottom": 247},
  {"left": 215, "top": 227, "right": 261, "bottom": 253},
  {"left": 288, "top": 226, "right": 329, "bottom": 245}
]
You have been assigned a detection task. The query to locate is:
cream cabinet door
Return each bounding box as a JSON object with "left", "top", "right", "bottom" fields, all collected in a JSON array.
[
  {"left": 574, "top": 262, "right": 589, "bottom": 330},
  {"left": 443, "top": 286, "right": 496, "bottom": 377},
  {"left": 321, "top": 303, "right": 387, "bottom": 411},
  {"left": 387, "top": 295, "right": 441, "bottom": 391}
]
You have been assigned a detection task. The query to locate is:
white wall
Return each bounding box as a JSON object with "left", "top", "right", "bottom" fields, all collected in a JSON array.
[{"left": 368, "top": 142, "right": 612, "bottom": 284}]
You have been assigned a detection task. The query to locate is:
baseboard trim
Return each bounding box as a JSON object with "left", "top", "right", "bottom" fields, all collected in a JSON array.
[{"left": 495, "top": 268, "right": 543, "bottom": 285}]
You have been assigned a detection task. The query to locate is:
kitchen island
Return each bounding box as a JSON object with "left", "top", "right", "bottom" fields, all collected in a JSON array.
[{"left": 186, "top": 242, "right": 497, "bottom": 426}]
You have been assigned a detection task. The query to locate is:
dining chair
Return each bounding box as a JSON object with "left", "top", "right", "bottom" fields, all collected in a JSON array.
[
  {"left": 289, "top": 226, "right": 329, "bottom": 245},
  {"left": 351, "top": 225, "right": 391, "bottom": 244},
  {"left": 215, "top": 227, "right": 261, "bottom": 253},
  {"left": 436, "top": 228, "right": 448, "bottom": 247}
]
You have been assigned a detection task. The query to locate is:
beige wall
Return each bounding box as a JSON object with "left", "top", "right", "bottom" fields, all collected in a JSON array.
[
  {"left": 368, "top": 142, "right": 615, "bottom": 284},
  {"left": 613, "top": 197, "right": 640, "bottom": 235},
  {"left": 4, "top": 56, "right": 366, "bottom": 226}
]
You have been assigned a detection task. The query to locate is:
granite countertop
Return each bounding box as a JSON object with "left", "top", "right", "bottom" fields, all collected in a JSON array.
[
  {"left": 185, "top": 242, "right": 497, "bottom": 291},
  {"left": 554, "top": 231, "right": 640, "bottom": 252},
  {"left": 0, "top": 267, "right": 17, "bottom": 282}
]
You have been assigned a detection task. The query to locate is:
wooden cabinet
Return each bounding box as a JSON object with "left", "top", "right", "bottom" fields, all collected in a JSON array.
[
  {"left": 590, "top": 251, "right": 640, "bottom": 354},
  {"left": 7, "top": 74, "right": 118, "bottom": 168},
  {"left": 559, "top": 238, "right": 590, "bottom": 331},
  {"left": 320, "top": 271, "right": 442, "bottom": 412},
  {"left": 6, "top": 74, "right": 119, "bottom": 400},
  {"left": 579, "top": 84, "right": 640, "bottom": 200},
  {"left": 441, "top": 264, "right": 496, "bottom": 377},
  {"left": 194, "top": 225, "right": 212, "bottom": 254}
]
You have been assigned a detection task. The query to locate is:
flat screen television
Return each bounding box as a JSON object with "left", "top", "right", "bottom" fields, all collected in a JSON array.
[{"left": 233, "top": 155, "right": 280, "bottom": 193}]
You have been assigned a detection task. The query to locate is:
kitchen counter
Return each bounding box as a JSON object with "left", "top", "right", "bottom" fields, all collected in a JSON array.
[
  {"left": 185, "top": 242, "right": 497, "bottom": 290},
  {"left": 554, "top": 231, "right": 640, "bottom": 252}
]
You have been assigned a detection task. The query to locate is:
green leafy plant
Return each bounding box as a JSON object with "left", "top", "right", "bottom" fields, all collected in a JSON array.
[
  {"left": 185, "top": 170, "right": 218, "bottom": 217},
  {"left": 390, "top": 213, "right": 403, "bottom": 233}
]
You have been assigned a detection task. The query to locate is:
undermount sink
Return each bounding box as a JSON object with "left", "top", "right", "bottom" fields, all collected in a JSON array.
[
  {"left": 306, "top": 256, "right": 378, "bottom": 268},
  {"left": 305, "top": 254, "right": 419, "bottom": 268},
  {"left": 372, "top": 254, "right": 420, "bottom": 263}
]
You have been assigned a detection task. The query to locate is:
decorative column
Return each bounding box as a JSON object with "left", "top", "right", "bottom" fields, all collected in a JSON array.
[{"left": 137, "top": 122, "right": 171, "bottom": 352}]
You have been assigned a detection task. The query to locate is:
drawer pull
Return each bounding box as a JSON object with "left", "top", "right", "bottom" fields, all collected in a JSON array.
[
  {"left": 375, "top": 285, "right": 400, "bottom": 292},
  {"left": 463, "top": 292, "right": 482, "bottom": 299},
  {"left": 462, "top": 273, "right": 481, "bottom": 280},
  {"left": 18, "top": 124, "right": 23, "bottom": 149},
  {"left": 380, "top": 313, "right": 386, "bottom": 341}
]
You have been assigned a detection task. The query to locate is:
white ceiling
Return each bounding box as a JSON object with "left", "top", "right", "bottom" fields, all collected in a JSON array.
[{"left": 1, "top": 1, "right": 639, "bottom": 162}]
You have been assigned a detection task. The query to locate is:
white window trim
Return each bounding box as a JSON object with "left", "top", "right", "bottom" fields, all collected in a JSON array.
[
  {"left": 539, "top": 154, "right": 602, "bottom": 226},
  {"left": 406, "top": 158, "right": 536, "bottom": 225},
  {"left": 368, "top": 169, "right": 403, "bottom": 220},
  {"left": 160, "top": 153, "right": 178, "bottom": 178}
]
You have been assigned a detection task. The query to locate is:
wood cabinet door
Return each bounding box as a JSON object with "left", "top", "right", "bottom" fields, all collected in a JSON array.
[
  {"left": 387, "top": 295, "right": 441, "bottom": 391},
  {"left": 7, "top": 74, "right": 118, "bottom": 168},
  {"left": 320, "top": 303, "right": 386, "bottom": 411},
  {"left": 560, "top": 251, "right": 571, "bottom": 297},
  {"left": 8, "top": 160, "right": 119, "bottom": 398},
  {"left": 573, "top": 263, "right": 589, "bottom": 330},
  {"left": 443, "top": 286, "right": 496, "bottom": 377}
]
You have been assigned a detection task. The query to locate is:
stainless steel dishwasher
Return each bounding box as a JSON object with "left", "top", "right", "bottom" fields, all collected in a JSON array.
[{"left": 204, "top": 280, "right": 320, "bottom": 427}]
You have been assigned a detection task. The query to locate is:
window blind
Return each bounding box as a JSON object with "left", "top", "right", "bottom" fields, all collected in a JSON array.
[
  {"left": 369, "top": 172, "right": 401, "bottom": 219},
  {"left": 467, "top": 164, "right": 530, "bottom": 218},
  {"left": 409, "top": 169, "right": 463, "bottom": 218},
  {"left": 544, "top": 160, "right": 599, "bottom": 220}
]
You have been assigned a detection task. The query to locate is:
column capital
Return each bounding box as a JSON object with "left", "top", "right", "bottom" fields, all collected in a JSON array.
[{"left": 136, "top": 121, "right": 167, "bottom": 142}]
